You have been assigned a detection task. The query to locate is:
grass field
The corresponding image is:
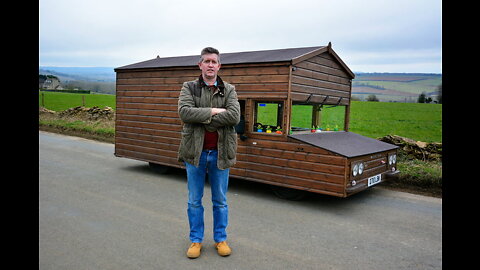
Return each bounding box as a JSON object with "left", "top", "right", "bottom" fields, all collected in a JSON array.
[
  {"left": 349, "top": 101, "right": 441, "bottom": 142},
  {"left": 39, "top": 91, "right": 442, "bottom": 143},
  {"left": 39, "top": 91, "right": 115, "bottom": 111}
]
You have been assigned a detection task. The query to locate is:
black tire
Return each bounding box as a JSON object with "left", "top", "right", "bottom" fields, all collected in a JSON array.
[
  {"left": 270, "top": 185, "right": 309, "bottom": 201},
  {"left": 148, "top": 162, "right": 170, "bottom": 174}
]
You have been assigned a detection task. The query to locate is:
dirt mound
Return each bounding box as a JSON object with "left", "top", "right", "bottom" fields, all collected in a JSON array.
[
  {"left": 58, "top": 106, "right": 115, "bottom": 121},
  {"left": 378, "top": 135, "right": 442, "bottom": 161},
  {"left": 39, "top": 107, "right": 56, "bottom": 114}
]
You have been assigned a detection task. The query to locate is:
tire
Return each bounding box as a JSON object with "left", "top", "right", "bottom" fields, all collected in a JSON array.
[
  {"left": 270, "top": 185, "right": 309, "bottom": 201},
  {"left": 148, "top": 162, "right": 170, "bottom": 174}
]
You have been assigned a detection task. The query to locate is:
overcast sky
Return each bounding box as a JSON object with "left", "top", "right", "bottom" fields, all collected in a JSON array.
[{"left": 39, "top": 0, "right": 442, "bottom": 73}]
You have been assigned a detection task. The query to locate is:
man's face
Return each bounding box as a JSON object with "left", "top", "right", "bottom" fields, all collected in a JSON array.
[{"left": 198, "top": 53, "right": 221, "bottom": 80}]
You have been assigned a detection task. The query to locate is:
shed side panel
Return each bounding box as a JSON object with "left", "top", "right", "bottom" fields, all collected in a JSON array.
[
  {"left": 115, "top": 63, "right": 290, "bottom": 168},
  {"left": 291, "top": 52, "right": 352, "bottom": 106},
  {"left": 115, "top": 68, "right": 195, "bottom": 167},
  {"left": 115, "top": 61, "right": 346, "bottom": 197},
  {"left": 234, "top": 136, "right": 347, "bottom": 196},
  {"left": 219, "top": 63, "right": 290, "bottom": 99}
]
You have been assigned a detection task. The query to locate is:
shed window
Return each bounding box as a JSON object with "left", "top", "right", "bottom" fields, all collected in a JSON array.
[
  {"left": 290, "top": 103, "right": 345, "bottom": 133},
  {"left": 253, "top": 101, "right": 284, "bottom": 134}
]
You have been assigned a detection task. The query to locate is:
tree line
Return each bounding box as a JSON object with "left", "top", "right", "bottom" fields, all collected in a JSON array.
[
  {"left": 418, "top": 84, "right": 442, "bottom": 104},
  {"left": 62, "top": 80, "right": 115, "bottom": 95}
]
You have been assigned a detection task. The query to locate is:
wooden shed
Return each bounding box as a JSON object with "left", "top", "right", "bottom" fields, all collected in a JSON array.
[{"left": 114, "top": 44, "right": 399, "bottom": 198}]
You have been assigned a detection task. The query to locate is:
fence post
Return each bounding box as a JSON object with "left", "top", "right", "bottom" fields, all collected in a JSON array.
[
  {"left": 82, "top": 95, "right": 85, "bottom": 106},
  {"left": 41, "top": 92, "right": 45, "bottom": 107}
]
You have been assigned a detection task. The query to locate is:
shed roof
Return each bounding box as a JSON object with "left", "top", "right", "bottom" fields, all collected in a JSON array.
[
  {"left": 115, "top": 46, "right": 324, "bottom": 70},
  {"left": 115, "top": 44, "right": 355, "bottom": 78}
]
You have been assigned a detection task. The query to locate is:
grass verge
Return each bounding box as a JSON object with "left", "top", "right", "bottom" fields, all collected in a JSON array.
[
  {"left": 39, "top": 112, "right": 115, "bottom": 143},
  {"left": 381, "top": 153, "right": 442, "bottom": 198}
]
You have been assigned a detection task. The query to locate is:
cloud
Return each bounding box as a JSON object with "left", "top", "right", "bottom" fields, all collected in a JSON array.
[{"left": 39, "top": 0, "right": 441, "bottom": 73}]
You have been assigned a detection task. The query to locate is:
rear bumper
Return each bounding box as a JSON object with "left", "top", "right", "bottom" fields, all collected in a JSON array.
[{"left": 345, "top": 170, "right": 400, "bottom": 196}]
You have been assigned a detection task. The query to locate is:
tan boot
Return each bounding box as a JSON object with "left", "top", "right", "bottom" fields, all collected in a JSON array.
[
  {"left": 186, "top": 242, "right": 202, "bottom": 259},
  {"left": 215, "top": 241, "right": 231, "bottom": 256}
]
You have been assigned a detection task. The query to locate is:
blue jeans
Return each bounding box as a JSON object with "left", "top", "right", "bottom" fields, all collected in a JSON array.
[{"left": 185, "top": 150, "right": 230, "bottom": 243}]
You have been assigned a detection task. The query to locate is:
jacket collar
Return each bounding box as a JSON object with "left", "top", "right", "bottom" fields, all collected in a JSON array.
[{"left": 198, "top": 75, "right": 225, "bottom": 96}]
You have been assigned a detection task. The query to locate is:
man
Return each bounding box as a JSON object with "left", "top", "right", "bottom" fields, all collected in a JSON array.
[{"left": 177, "top": 47, "right": 240, "bottom": 259}]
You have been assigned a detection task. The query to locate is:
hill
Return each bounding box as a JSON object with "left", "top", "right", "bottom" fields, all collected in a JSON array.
[
  {"left": 39, "top": 66, "right": 116, "bottom": 82},
  {"left": 352, "top": 73, "right": 442, "bottom": 102},
  {"left": 39, "top": 66, "right": 116, "bottom": 95}
]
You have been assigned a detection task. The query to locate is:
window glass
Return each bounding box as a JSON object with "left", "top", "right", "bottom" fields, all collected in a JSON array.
[
  {"left": 290, "top": 103, "right": 346, "bottom": 132},
  {"left": 291, "top": 105, "right": 313, "bottom": 130},
  {"left": 253, "top": 101, "right": 284, "bottom": 134},
  {"left": 321, "top": 106, "right": 345, "bottom": 131}
]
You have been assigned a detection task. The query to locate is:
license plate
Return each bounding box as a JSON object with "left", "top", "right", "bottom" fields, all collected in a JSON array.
[{"left": 368, "top": 174, "right": 382, "bottom": 187}]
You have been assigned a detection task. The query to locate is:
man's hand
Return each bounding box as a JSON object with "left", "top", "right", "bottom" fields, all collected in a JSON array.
[{"left": 211, "top": 108, "right": 226, "bottom": 115}]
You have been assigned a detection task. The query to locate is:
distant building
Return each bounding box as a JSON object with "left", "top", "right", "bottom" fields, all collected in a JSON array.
[{"left": 39, "top": 74, "right": 63, "bottom": 90}]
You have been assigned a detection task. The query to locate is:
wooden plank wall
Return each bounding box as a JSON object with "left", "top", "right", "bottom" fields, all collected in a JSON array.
[
  {"left": 220, "top": 62, "right": 291, "bottom": 99},
  {"left": 115, "top": 57, "right": 350, "bottom": 197},
  {"left": 234, "top": 134, "right": 347, "bottom": 197},
  {"left": 291, "top": 52, "right": 352, "bottom": 105},
  {"left": 115, "top": 63, "right": 291, "bottom": 168},
  {"left": 115, "top": 67, "right": 195, "bottom": 167}
]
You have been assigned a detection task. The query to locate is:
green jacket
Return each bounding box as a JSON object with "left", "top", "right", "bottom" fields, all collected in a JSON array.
[{"left": 177, "top": 75, "right": 240, "bottom": 170}]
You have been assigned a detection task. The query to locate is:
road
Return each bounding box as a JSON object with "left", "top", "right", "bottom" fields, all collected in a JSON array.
[{"left": 39, "top": 131, "right": 442, "bottom": 270}]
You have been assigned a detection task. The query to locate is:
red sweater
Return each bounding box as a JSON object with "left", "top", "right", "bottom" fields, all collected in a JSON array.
[
  {"left": 203, "top": 130, "right": 218, "bottom": 150},
  {"left": 203, "top": 83, "right": 219, "bottom": 150}
]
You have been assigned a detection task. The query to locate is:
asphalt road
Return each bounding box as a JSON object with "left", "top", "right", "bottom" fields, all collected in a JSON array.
[{"left": 39, "top": 131, "right": 442, "bottom": 270}]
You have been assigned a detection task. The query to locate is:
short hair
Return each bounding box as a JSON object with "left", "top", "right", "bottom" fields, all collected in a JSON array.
[{"left": 199, "top": 47, "right": 220, "bottom": 63}]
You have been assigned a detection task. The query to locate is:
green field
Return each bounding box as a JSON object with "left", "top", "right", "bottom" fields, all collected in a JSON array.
[
  {"left": 39, "top": 91, "right": 115, "bottom": 111},
  {"left": 39, "top": 92, "right": 442, "bottom": 143},
  {"left": 348, "top": 101, "right": 441, "bottom": 142}
]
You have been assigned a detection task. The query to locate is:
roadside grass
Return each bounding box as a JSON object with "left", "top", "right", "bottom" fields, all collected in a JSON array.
[
  {"left": 382, "top": 153, "right": 442, "bottom": 197},
  {"left": 396, "top": 155, "right": 442, "bottom": 188},
  {"left": 39, "top": 113, "right": 115, "bottom": 143}
]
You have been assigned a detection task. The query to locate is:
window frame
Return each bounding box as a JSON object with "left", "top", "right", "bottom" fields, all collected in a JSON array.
[
  {"left": 251, "top": 99, "right": 285, "bottom": 135},
  {"left": 290, "top": 101, "right": 347, "bottom": 133}
]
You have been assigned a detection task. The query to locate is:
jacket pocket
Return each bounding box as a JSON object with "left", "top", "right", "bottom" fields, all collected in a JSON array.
[
  {"left": 226, "top": 130, "right": 238, "bottom": 159},
  {"left": 179, "top": 131, "right": 195, "bottom": 159}
]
